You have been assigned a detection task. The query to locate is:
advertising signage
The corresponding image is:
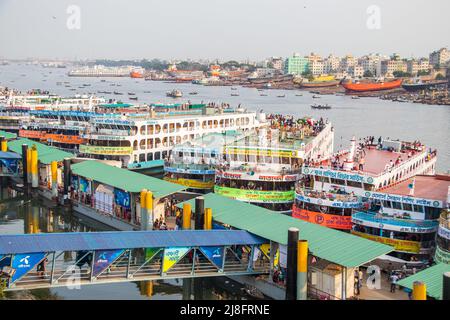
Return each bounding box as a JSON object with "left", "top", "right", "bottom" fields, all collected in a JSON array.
[
  {"left": 292, "top": 207, "right": 353, "bottom": 230},
  {"left": 225, "top": 147, "right": 300, "bottom": 158},
  {"left": 363, "top": 191, "right": 442, "bottom": 208},
  {"left": 303, "top": 167, "right": 375, "bottom": 184},
  {"left": 351, "top": 230, "right": 421, "bottom": 253},
  {"left": 80, "top": 145, "right": 133, "bottom": 155},
  {"left": 295, "top": 194, "right": 363, "bottom": 209},
  {"left": 214, "top": 186, "right": 294, "bottom": 203}
]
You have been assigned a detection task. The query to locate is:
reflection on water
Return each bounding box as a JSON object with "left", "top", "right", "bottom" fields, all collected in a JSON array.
[{"left": 0, "top": 186, "right": 253, "bottom": 300}]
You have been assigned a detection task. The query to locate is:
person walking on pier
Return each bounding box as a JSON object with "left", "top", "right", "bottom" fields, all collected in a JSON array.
[
  {"left": 389, "top": 273, "right": 399, "bottom": 293},
  {"left": 37, "top": 257, "right": 48, "bottom": 279}
]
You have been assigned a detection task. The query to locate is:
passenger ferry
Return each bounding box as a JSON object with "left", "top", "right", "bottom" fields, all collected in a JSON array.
[
  {"left": 163, "top": 131, "right": 247, "bottom": 193},
  {"left": 352, "top": 174, "right": 450, "bottom": 264},
  {"left": 436, "top": 193, "right": 450, "bottom": 264},
  {"left": 215, "top": 116, "right": 334, "bottom": 213},
  {"left": 79, "top": 104, "right": 267, "bottom": 171},
  {"left": 0, "top": 93, "right": 105, "bottom": 137},
  {"left": 293, "top": 137, "right": 437, "bottom": 231}
]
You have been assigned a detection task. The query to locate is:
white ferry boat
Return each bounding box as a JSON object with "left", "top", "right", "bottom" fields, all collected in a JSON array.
[
  {"left": 214, "top": 117, "right": 334, "bottom": 212},
  {"left": 352, "top": 174, "right": 449, "bottom": 265},
  {"left": 436, "top": 192, "right": 450, "bottom": 264},
  {"left": 293, "top": 137, "right": 437, "bottom": 231},
  {"left": 79, "top": 104, "right": 267, "bottom": 171},
  {"left": 163, "top": 131, "right": 247, "bottom": 192}
]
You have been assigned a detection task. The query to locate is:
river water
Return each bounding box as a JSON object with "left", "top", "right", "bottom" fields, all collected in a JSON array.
[{"left": 0, "top": 63, "right": 449, "bottom": 299}]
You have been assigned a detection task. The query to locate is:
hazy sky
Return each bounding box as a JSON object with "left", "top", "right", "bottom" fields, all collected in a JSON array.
[{"left": 0, "top": 0, "right": 449, "bottom": 61}]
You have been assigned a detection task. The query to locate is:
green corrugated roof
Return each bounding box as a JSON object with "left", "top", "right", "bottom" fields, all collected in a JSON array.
[
  {"left": 71, "top": 160, "right": 185, "bottom": 197},
  {"left": 7, "top": 138, "right": 74, "bottom": 164},
  {"left": 397, "top": 263, "right": 450, "bottom": 300},
  {"left": 0, "top": 130, "right": 17, "bottom": 140},
  {"left": 179, "top": 193, "right": 394, "bottom": 268}
]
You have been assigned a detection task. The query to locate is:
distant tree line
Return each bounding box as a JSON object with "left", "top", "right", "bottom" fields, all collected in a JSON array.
[{"left": 93, "top": 59, "right": 257, "bottom": 72}]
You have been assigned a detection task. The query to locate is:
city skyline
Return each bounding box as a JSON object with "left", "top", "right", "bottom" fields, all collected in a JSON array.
[{"left": 0, "top": 0, "right": 449, "bottom": 61}]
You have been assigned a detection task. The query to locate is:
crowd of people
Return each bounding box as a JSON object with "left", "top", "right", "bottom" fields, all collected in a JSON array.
[{"left": 266, "top": 114, "right": 327, "bottom": 137}]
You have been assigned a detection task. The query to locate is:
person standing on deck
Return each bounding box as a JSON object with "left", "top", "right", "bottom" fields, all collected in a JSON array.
[{"left": 358, "top": 157, "right": 365, "bottom": 171}]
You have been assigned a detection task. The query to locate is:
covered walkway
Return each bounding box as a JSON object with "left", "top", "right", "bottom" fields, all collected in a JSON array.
[{"left": 0, "top": 230, "right": 270, "bottom": 291}]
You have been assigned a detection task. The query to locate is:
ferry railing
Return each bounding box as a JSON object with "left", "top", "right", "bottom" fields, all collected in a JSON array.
[
  {"left": 352, "top": 211, "right": 439, "bottom": 229},
  {"left": 439, "top": 211, "right": 449, "bottom": 229},
  {"left": 164, "top": 162, "right": 216, "bottom": 171},
  {"left": 217, "top": 163, "right": 301, "bottom": 175},
  {"left": 296, "top": 188, "right": 360, "bottom": 202},
  {"left": 308, "top": 286, "right": 341, "bottom": 300}
]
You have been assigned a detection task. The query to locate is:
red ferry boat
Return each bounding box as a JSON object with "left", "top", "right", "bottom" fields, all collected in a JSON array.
[{"left": 342, "top": 79, "right": 402, "bottom": 92}]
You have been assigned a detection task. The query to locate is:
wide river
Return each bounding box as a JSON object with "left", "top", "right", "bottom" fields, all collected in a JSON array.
[{"left": 0, "top": 63, "right": 448, "bottom": 299}]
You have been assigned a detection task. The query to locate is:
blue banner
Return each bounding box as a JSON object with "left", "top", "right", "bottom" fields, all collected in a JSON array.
[
  {"left": 92, "top": 249, "right": 124, "bottom": 277},
  {"left": 71, "top": 175, "right": 79, "bottom": 191},
  {"left": 114, "top": 188, "right": 131, "bottom": 209},
  {"left": 212, "top": 222, "right": 227, "bottom": 230},
  {"left": 79, "top": 177, "right": 90, "bottom": 193},
  {"left": 11, "top": 253, "right": 46, "bottom": 283},
  {"left": 0, "top": 158, "right": 18, "bottom": 174},
  {"left": 0, "top": 256, "right": 11, "bottom": 269},
  {"left": 200, "top": 246, "right": 225, "bottom": 270}
]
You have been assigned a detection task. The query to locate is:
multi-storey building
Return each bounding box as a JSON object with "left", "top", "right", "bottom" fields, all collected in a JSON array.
[
  {"left": 284, "top": 53, "right": 310, "bottom": 75},
  {"left": 429, "top": 47, "right": 450, "bottom": 67},
  {"left": 324, "top": 54, "right": 341, "bottom": 74}
]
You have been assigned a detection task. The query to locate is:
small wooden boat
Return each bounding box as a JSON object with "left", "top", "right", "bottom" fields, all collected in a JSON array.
[
  {"left": 311, "top": 103, "right": 332, "bottom": 109},
  {"left": 129, "top": 97, "right": 138, "bottom": 101},
  {"left": 312, "top": 95, "right": 321, "bottom": 99},
  {"left": 231, "top": 93, "right": 239, "bottom": 96},
  {"left": 277, "top": 94, "right": 286, "bottom": 98}
]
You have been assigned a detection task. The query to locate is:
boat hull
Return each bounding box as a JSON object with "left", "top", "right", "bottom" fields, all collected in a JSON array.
[
  {"left": 301, "top": 80, "right": 340, "bottom": 88},
  {"left": 402, "top": 80, "right": 448, "bottom": 92},
  {"left": 343, "top": 79, "right": 402, "bottom": 92}
]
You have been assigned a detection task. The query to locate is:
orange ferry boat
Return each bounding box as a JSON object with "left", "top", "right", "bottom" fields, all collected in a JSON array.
[
  {"left": 130, "top": 71, "right": 144, "bottom": 78},
  {"left": 342, "top": 79, "right": 402, "bottom": 92}
]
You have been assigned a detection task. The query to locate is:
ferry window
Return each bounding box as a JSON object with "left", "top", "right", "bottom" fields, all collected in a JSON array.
[
  {"left": 383, "top": 201, "right": 392, "bottom": 208},
  {"left": 330, "top": 178, "right": 346, "bottom": 185},
  {"left": 281, "top": 157, "right": 290, "bottom": 165},
  {"left": 191, "top": 152, "right": 195, "bottom": 157},
  {"left": 211, "top": 152, "right": 216, "bottom": 158},
  {"left": 147, "top": 153, "right": 153, "bottom": 161},
  {"left": 347, "top": 181, "right": 362, "bottom": 188},
  {"left": 392, "top": 202, "right": 402, "bottom": 210},
  {"left": 178, "top": 152, "right": 183, "bottom": 157},
  {"left": 162, "top": 151, "right": 168, "bottom": 159},
  {"left": 154, "top": 152, "right": 161, "bottom": 160},
  {"left": 413, "top": 205, "right": 423, "bottom": 213},
  {"left": 363, "top": 183, "right": 374, "bottom": 191},
  {"left": 139, "top": 154, "right": 146, "bottom": 162},
  {"left": 402, "top": 203, "right": 413, "bottom": 211},
  {"left": 424, "top": 207, "right": 441, "bottom": 220}
]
